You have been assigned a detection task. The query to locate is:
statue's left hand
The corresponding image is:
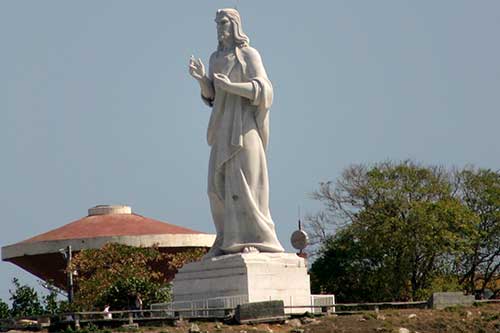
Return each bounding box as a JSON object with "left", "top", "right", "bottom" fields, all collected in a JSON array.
[
  {"left": 213, "top": 73, "right": 232, "bottom": 91},
  {"left": 189, "top": 56, "right": 206, "bottom": 81}
]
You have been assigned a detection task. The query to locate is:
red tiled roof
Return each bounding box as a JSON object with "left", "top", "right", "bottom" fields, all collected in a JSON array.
[{"left": 21, "top": 213, "right": 205, "bottom": 243}]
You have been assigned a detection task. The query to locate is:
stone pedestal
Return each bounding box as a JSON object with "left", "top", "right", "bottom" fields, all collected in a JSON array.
[{"left": 172, "top": 252, "right": 311, "bottom": 313}]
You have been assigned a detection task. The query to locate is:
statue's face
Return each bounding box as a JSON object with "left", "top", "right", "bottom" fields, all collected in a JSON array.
[{"left": 216, "top": 14, "right": 233, "bottom": 44}]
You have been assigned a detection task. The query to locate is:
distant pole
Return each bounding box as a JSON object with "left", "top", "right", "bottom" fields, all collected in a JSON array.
[
  {"left": 298, "top": 206, "right": 302, "bottom": 255},
  {"left": 67, "top": 245, "right": 74, "bottom": 303},
  {"left": 298, "top": 205, "right": 301, "bottom": 228}
]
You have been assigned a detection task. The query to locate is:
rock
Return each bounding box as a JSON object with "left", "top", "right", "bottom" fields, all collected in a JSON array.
[
  {"left": 189, "top": 323, "right": 201, "bottom": 333},
  {"left": 300, "top": 317, "right": 319, "bottom": 325},
  {"left": 376, "top": 314, "right": 386, "bottom": 320},
  {"left": 287, "top": 319, "right": 302, "bottom": 327},
  {"left": 121, "top": 324, "right": 139, "bottom": 329},
  {"left": 174, "top": 319, "right": 186, "bottom": 327},
  {"left": 398, "top": 328, "right": 410, "bottom": 333},
  {"left": 466, "top": 311, "right": 473, "bottom": 318},
  {"left": 260, "top": 325, "right": 273, "bottom": 333},
  {"left": 408, "top": 313, "right": 417, "bottom": 319},
  {"left": 358, "top": 317, "right": 367, "bottom": 322},
  {"left": 290, "top": 329, "right": 304, "bottom": 333}
]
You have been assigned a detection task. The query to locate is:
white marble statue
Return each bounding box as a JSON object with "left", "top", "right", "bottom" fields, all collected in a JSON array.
[{"left": 189, "top": 8, "right": 284, "bottom": 258}]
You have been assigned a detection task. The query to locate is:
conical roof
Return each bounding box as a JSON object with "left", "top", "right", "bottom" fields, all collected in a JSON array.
[{"left": 22, "top": 213, "right": 205, "bottom": 243}]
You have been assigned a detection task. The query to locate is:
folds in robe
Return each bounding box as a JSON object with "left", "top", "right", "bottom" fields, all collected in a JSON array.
[{"left": 204, "top": 46, "right": 284, "bottom": 255}]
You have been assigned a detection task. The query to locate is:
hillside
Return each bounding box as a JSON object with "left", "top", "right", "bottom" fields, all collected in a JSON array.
[{"left": 112, "top": 302, "right": 499, "bottom": 333}]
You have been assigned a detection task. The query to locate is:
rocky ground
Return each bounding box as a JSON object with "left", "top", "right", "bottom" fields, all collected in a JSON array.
[
  {"left": 140, "top": 303, "right": 500, "bottom": 333},
  {"left": 4, "top": 303, "right": 500, "bottom": 333}
]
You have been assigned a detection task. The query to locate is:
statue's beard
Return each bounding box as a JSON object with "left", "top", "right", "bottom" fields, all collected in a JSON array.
[{"left": 218, "top": 32, "right": 233, "bottom": 44}]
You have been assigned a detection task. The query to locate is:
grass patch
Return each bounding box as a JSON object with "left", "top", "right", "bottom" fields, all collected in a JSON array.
[
  {"left": 362, "top": 312, "right": 377, "bottom": 320},
  {"left": 443, "top": 305, "right": 465, "bottom": 312},
  {"left": 483, "top": 313, "right": 499, "bottom": 321}
]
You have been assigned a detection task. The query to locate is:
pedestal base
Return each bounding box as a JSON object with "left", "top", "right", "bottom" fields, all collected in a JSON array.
[{"left": 172, "top": 252, "right": 311, "bottom": 314}]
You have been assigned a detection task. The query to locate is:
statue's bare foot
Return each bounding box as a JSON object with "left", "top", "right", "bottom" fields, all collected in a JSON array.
[{"left": 242, "top": 246, "right": 259, "bottom": 254}]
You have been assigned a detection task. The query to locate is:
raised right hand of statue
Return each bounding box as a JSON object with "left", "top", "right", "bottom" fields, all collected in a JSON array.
[{"left": 189, "top": 55, "right": 205, "bottom": 81}]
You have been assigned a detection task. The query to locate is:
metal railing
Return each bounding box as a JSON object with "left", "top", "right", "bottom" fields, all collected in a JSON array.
[
  {"left": 2, "top": 297, "right": 498, "bottom": 330},
  {"left": 151, "top": 294, "right": 336, "bottom": 317},
  {"left": 151, "top": 294, "right": 249, "bottom": 318},
  {"left": 53, "top": 300, "right": 424, "bottom": 326}
]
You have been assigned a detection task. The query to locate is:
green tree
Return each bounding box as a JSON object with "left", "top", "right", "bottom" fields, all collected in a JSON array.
[
  {"left": 454, "top": 168, "right": 500, "bottom": 297},
  {"left": 0, "top": 299, "right": 9, "bottom": 319},
  {"left": 69, "top": 243, "right": 177, "bottom": 310},
  {"left": 9, "top": 278, "right": 43, "bottom": 318},
  {"left": 310, "top": 230, "right": 383, "bottom": 302},
  {"left": 308, "top": 161, "right": 478, "bottom": 301},
  {"left": 98, "top": 276, "right": 170, "bottom": 310},
  {"left": 41, "top": 282, "right": 61, "bottom": 315}
]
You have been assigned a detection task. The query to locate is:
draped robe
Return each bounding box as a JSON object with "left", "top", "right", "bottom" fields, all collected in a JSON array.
[{"left": 202, "top": 46, "right": 284, "bottom": 255}]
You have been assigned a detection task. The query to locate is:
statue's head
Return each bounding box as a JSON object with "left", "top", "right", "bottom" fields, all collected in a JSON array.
[{"left": 215, "top": 8, "right": 249, "bottom": 50}]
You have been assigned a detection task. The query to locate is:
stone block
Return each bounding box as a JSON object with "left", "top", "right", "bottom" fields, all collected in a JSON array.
[
  {"left": 235, "top": 300, "right": 285, "bottom": 324},
  {"left": 428, "top": 292, "right": 475, "bottom": 309}
]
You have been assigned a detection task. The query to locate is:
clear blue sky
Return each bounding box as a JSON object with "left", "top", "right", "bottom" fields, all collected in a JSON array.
[{"left": 1, "top": 1, "right": 499, "bottom": 303}]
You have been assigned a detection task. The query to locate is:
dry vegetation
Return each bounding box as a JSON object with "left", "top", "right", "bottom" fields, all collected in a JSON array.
[{"left": 71, "top": 302, "right": 499, "bottom": 333}]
